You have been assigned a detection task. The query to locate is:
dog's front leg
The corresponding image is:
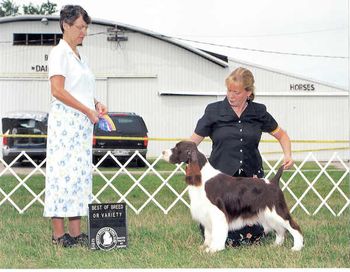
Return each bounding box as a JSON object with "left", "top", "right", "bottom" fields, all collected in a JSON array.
[
  {"left": 206, "top": 209, "right": 228, "bottom": 253},
  {"left": 199, "top": 227, "right": 212, "bottom": 251}
]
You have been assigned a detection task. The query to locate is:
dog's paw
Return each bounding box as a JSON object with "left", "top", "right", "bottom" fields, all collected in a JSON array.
[
  {"left": 291, "top": 238, "right": 304, "bottom": 251},
  {"left": 205, "top": 245, "right": 225, "bottom": 253},
  {"left": 204, "top": 247, "right": 214, "bottom": 253},
  {"left": 291, "top": 245, "right": 303, "bottom": 251},
  {"left": 199, "top": 244, "right": 208, "bottom": 251},
  {"left": 274, "top": 236, "right": 285, "bottom": 246}
]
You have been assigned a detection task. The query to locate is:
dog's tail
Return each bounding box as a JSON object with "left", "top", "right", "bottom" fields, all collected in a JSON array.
[{"left": 270, "top": 166, "right": 284, "bottom": 185}]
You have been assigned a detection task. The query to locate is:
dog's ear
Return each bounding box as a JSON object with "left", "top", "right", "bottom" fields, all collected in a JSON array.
[{"left": 185, "top": 149, "right": 201, "bottom": 186}]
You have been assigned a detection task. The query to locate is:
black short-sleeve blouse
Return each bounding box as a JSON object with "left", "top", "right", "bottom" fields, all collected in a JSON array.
[{"left": 194, "top": 97, "right": 278, "bottom": 178}]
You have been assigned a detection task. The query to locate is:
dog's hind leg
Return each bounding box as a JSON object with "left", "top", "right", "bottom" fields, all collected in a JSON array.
[
  {"left": 258, "top": 215, "right": 273, "bottom": 235},
  {"left": 260, "top": 212, "right": 285, "bottom": 246},
  {"left": 286, "top": 217, "right": 303, "bottom": 251},
  {"left": 263, "top": 207, "right": 303, "bottom": 250},
  {"left": 274, "top": 227, "right": 286, "bottom": 246},
  {"left": 276, "top": 206, "right": 303, "bottom": 251}
]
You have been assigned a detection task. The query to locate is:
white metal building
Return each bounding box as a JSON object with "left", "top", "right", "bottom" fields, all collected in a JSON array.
[{"left": 0, "top": 15, "right": 348, "bottom": 160}]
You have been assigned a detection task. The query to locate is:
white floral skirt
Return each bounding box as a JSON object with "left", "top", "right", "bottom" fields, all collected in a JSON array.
[{"left": 43, "top": 102, "right": 93, "bottom": 217}]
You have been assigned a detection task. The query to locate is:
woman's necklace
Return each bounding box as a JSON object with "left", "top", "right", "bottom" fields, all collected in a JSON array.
[{"left": 232, "top": 102, "right": 248, "bottom": 117}]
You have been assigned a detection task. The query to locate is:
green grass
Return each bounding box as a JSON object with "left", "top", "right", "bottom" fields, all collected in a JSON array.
[{"left": 0, "top": 161, "right": 349, "bottom": 268}]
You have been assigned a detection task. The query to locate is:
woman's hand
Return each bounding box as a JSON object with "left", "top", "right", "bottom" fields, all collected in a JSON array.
[
  {"left": 86, "top": 109, "right": 99, "bottom": 124},
  {"left": 95, "top": 102, "right": 108, "bottom": 116},
  {"left": 283, "top": 156, "right": 294, "bottom": 170}
]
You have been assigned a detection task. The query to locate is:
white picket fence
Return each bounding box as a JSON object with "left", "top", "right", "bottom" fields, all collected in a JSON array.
[{"left": 0, "top": 150, "right": 349, "bottom": 216}]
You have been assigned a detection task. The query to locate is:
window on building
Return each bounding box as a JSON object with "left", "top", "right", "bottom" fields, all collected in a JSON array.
[{"left": 13, "top": 33, "right": 63, "bottom": 46}]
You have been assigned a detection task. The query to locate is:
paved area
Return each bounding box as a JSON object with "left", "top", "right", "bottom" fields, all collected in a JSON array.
[
  {"left": 0, "top": 161, "right": 182, "bottom": 176},
  {"left": 0, "top": 161, "right": 46, "bottom": 175}
]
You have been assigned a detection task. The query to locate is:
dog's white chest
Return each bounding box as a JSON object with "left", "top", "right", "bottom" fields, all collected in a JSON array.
[
  {"left": 187, "top": 163, "right": 222, "bottom": 224},
  {"left": 188, "top": 186, "right": 212, "bottom": 224}
]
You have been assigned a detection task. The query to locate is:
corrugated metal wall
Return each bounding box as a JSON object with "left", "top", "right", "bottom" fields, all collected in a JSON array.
[
  {"left": 106, "top": 76, "right": 218, "bottom": 156},
  {"left": 0, "top": 79, "right": 50, "bottom": 113},
  {"left": 83, "top": 24, "right": 231, "bottom": 157},
  {"left": 0, "top": 18, "right": 348, "bottom": 161}
]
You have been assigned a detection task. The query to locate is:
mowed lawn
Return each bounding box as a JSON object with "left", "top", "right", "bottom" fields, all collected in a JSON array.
[{"left": 0, "top": 160, "right": 348, "bottom": 268}]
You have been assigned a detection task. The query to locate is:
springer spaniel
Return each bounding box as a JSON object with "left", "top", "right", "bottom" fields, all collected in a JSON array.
[{"left": 162, "top": 141, "right": 303, "bottom": 253}]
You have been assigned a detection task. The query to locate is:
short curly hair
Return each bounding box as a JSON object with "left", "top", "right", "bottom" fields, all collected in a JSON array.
[{"left": 59, "top": 5, "right": 91, "bottom": 33}]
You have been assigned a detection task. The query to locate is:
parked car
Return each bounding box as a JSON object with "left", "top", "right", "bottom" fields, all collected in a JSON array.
[
  {"left": 1, "top": 111, "right": 149, "bottom": 167},
  {"left": 93, "top": 112, "right": 148, "bottom": 167},
  {"left": 1, "top": 111, "right": 48, "bottom": 164}
]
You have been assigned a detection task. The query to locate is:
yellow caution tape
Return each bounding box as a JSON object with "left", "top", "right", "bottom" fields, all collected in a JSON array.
[
  {"left": 0, "top": 134, "right": 48, "bottom": 139},
  {"left": 261, "top": 139, "right": 350, "bottom": 144},
  {"left": 0, "top": 134, "right": 349, "bottom": 154},
  {"left": 262, "top": 146, "right": 350, "bottom": 155},
  {"left": 0, "top": 134, "right": 349, "bottom": 144}
]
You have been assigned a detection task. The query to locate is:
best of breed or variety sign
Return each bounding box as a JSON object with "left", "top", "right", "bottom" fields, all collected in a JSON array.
[{"left": 88, "top": 203, "right": 128, "bottom": 250}]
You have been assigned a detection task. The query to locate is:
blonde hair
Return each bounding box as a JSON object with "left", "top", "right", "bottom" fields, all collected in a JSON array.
[{"left": 225, "top": 67, "right": 255, "bottom": 101}]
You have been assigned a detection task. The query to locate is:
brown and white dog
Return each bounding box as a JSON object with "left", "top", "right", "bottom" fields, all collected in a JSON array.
[{"left": 162, "top": 141, "right": 303, "bottom": 253}]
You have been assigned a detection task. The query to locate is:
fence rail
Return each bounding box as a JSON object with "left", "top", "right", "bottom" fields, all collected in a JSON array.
[{"left": 0, "top": 150, "right": 349, "bottom": 216}]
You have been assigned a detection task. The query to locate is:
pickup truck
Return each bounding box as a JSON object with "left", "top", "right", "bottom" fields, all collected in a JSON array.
[{"left": 93, "top": 112, "right": 149, "bottom": 167}]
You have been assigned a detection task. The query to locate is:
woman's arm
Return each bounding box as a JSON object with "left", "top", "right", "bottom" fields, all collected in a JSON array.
[
  {"left": 50, "top": 75, "right": 99, "bottom": 124},
  {"left": 270, "top": 127, "right": 294, "bottom": 169},
  {"left": 190, "top": 133, "right": 204, "bottom": 146}
]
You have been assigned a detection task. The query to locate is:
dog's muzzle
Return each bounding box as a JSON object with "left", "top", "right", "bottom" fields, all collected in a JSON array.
[{"left": 162, "top": 149, "right": 172, "bottom": 162}]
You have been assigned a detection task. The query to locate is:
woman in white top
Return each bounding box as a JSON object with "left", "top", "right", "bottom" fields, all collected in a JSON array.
[{"left": 44, "top": 5, "right": 107, "bottom": 247}]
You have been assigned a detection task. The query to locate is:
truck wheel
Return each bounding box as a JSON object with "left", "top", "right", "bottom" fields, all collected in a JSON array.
[
  {"left": 92, "top": 156, "right": 100, "bottom": 166},
  {"left": 136, "top": 156, "right": 147, "bottom": 167},
  {"left": 2, "top": 156, "right": 14, "bottom": 165}
]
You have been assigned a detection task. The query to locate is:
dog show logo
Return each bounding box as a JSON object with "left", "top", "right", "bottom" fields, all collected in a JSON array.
[{"left": 96, "top": 227, "right": 118, "bottom": 251}]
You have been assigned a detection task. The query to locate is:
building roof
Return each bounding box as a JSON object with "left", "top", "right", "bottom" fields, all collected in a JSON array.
[
  {"left": 0, "top": 15, "right": 229, "bottom": 68},
  {"left": 1, "top": 15, "right": 346, "bottom": 90},
  {"left": 226, "top": 57, "right": 348, "bottom": 91}
]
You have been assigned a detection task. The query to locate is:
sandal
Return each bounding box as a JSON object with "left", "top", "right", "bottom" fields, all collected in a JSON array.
[
  {"left": 52, "top": 233, "right": 77, "bottom": 248},
  {"left": 73, "top": 233, "right": 89, "bottom": 247}
]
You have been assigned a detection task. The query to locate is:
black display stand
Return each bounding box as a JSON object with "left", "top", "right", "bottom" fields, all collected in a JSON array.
[{"left": 88, "top": 203, "right": 128, "bottom": 250}]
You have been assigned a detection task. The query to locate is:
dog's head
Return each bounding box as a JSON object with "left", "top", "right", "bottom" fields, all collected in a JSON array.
[{"left": 162, "top": 141, "right": 206, "bottom": 186}]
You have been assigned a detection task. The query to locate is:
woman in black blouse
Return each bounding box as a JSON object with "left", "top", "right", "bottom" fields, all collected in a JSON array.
[{"left": 190, "top": 67, "right": 293, "bottom": 246}]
